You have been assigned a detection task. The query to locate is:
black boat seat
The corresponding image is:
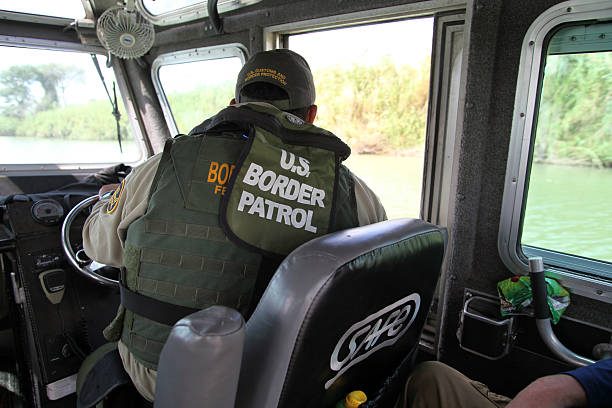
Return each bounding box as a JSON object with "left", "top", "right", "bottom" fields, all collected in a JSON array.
[{"left": 155, "top": 218, "right": 447, "bottom": 408}]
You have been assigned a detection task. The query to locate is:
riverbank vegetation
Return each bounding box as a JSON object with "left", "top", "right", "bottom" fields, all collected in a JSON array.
[
  {"left": 0, "top": 54, "right": 609, "bottom": 167},
  {"left": 314, "top": 57, "right": 430, "bottom": 154},
  {"left": 535, "top": 52, "right": 612, "bottom": 168}
]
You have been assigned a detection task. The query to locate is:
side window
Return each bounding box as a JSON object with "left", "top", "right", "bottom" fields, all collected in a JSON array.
[
  {"left": 500, "top": 4, "right": 612, "bottom": 292},
  {"left": 288, "top": 18, "right": 433, "bottom": 219},
  {"left": 152, "top": 46, "right": 245, "bottom": 135},
  {"left": 0, "top": 47, "right": 141, "bottom": 165},
  {"left": 137, "top": 0, "right": 262, "bottom": 26},
  {"left": 522, "top": 30, "right": 612, "bottom": 267}
]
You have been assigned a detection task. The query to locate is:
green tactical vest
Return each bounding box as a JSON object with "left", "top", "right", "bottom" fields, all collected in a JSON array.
[{"left": 108, "top": 103, "right": 359, "bottom": 370}]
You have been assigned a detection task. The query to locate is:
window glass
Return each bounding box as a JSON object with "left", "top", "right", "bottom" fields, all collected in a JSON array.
[
  {"left": 0, "top": 47, "right": 140, "bottom": 165},
  {"left": 289, "top": 18, "right": 433, "bottom": 219},
  {"left": 0, "top": 2, "right": 84, "bottom": 19},
  {"left": 521, "top": 27, "right": 612, "bottom": 270},
  {"left": 142, "top": 0, "right": 202, "bottom": 15},
  {"left": 158, "top": 57, "right": 242, "bottom": 134},
  {"left": 140, "top": 0, "right": 262, "bottom": 23}
]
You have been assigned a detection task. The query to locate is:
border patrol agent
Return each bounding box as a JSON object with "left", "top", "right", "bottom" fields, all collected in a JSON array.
[{"left": 78, "top": 49, "right": 386, "bottom": 406}]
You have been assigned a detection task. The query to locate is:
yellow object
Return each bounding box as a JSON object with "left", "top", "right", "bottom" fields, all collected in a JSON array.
[{"left": 345, "top": 390, "right": 367, "bottom": 408}]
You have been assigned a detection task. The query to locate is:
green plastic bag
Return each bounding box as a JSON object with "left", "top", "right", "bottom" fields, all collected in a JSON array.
[
  {"left": 497, "top": 275, "right": 570, "bottom": 324},
  {"left": 498, "top": 275, "right": 532, "bottom": 314}
]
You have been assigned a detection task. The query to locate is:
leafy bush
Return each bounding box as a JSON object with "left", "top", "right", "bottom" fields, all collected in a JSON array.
[
  {"left": 0, "top": 100, "right": 131, "bottom": 140},
  {"left": 167, "top": 81, "right": 234, "bottom": 134},
  {"left": 0, "top": 115, "right": 19, "bottom": 136},
  {"left": 314, "top": 57, "right": 430, "bottom": 154},
  {"left": 535, "top": 53, "right": 612, "bottom": 167}
]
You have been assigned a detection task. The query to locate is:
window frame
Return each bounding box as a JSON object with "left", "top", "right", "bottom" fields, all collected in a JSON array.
[
  {"left": 135, "top": 0, "right": 262, "bottom": 27},
  {"left": 0, "top": 38, "right": 146, "bottom": 173},
  {"left": 263, "top": 1, "right": 467, "bottom": 223},
  {"left": 265, "top": 5, "right": 468, "bottom": 356},
  {"left": 151, "top": 44, "right": 247, "bottom": 137},
  {"left": 498, "top": 0, "right": 612, "bottom": 303},
  {"left": 262, "top": 2, "right": 462, "bottom": 48}
]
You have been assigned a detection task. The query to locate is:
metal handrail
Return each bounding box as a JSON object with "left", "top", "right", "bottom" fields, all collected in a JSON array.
[{"left": 529, "top": 257, "right": 594, "bottom": 367}]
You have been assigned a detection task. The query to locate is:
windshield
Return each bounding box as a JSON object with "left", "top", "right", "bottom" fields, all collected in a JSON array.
[
  {"left": 0, "top": 47, "right": 141, "bottom": 165},
  {"left": 0, "top": 2, "right": 84, "bottom": 19}
]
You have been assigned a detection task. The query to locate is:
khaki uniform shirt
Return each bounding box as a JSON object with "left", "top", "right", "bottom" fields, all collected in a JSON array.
[{"left": 83, "top": 152, "right": 387, "bottom": 401}]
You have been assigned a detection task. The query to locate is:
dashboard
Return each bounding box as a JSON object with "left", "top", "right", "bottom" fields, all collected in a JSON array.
[{"left": 0, "top": 185, "right": 120, "bottom": 407}]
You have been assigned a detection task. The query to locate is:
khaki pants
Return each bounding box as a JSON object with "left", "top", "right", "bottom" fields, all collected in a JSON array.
[{"left": 403, "top": 361, "right": 511, "bottom": 408}]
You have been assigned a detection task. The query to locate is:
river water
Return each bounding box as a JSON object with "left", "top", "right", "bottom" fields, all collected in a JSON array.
[
  {"left": 1, "top": 137, "right": 610, "bottom": 263},
  {"left": 522, "top": 163, "right": 612, "bottom": 263},
  {"left": 347, "top": 156, "right": 612, "bottom": 264},
  {"left": 0, "top": 136, "right": 141, "bottom": 166}
]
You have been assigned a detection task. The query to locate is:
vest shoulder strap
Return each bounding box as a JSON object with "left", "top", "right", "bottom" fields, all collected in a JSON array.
[{"left": 200, "top": 104, "right": 351, "bottom": 160}]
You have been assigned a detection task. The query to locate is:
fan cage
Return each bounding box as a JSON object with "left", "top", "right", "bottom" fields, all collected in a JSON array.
[{"left": 96, "top": 6, "right": 155, "bottom": 59}]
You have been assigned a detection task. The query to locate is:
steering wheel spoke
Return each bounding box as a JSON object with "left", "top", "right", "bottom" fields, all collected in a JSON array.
[{"left": 61, "top": 195, "right": 119, "bottom": 288}]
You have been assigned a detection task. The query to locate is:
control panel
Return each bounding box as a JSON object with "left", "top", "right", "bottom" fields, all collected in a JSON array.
[{"left": 1, "top": 193, "right": 119, "bottom": 406}]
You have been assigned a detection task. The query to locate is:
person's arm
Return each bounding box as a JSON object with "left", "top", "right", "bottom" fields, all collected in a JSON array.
[
  {"left": 351, "top": 172, "right": 387, "bottom": 225},
  {"left": 98, "top": 183, "right": 120, "bottom": 198},
  {"left": 82, "top": 154, "right": 162, "bottom": 267},
  {"left": 506, "top": 374, "right": 587, "bottom": 408}
]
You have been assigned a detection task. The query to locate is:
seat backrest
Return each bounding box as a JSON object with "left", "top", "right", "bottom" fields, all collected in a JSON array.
[{"left": 235, "top": 218, "right": 446, "bottom": 408}]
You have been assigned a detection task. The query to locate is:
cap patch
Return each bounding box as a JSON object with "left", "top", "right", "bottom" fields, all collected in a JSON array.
[
  {"left": 236, "top": 50, "right": 315, "bottom": 110},
  {"left": 244, "top": 68, "right": 287, "bottom": 86}
]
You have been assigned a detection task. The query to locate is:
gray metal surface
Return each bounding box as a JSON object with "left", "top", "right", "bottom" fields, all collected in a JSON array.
[
  {"left": 535, "top": 319, "right": 595, "bottom": 367},
  {"left": 155, "top": 306, "right": 245, "bottom": 408}
]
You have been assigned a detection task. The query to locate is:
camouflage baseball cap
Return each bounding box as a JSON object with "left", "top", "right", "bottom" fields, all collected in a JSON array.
[{"left": 235, "top": 49, "right": 316, "bottom": 110}]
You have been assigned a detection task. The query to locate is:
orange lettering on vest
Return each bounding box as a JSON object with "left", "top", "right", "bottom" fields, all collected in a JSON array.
[{"left": 207, "top": 161, "right": 219, "bottom": 182}]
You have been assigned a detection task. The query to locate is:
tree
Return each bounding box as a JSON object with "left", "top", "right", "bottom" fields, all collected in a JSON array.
[
  {"left": 536, "top": 52, "right": 612, "bottom": 167},
  {"left": 0, "top": 64, "right": 83, "bottom": 117},
  {"left": 0, "top": 65, "right": 38, "bottom": 117},
  {"left": 34, "top": 64, "right": 83, "bottom": 111}
]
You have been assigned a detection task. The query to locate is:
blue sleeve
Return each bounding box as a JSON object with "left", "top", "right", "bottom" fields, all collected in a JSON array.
[{"left": 563, "top": 358, "right": 612, "bottom": 408}]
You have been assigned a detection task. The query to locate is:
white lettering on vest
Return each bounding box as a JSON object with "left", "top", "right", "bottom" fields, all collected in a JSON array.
[
  {"left": 296, "top": 157, "right": 310, "bottom": 177},
  {"left": 237, "top": 190, "right": 255, "bottom": 211},
  {"left": 258, "top": 170, "right": 276, "bottom": 191},
  {"left": 236, "top": 191, "right": 317, "bottom": 233},
  {"left": 243, "top": 163, "right": 263, "bottom": 186},
  {"left": 248, "top": 196, "right": 266, "bottom": 217},
  {"left": 304, "top": 209, "right": 316, "bottom": 233},
  {"left": 242, "top": 163, "right": 325, "bottom": 207},
  {"left": 297, "top": 183, "right": 312, "bottom": 205},
  {"left": 238, "top": 149, "right": 326, "bottom": 233},
  {"left": 311, "top": 188, "right": 325, "bottom": 208},
  {"left": 280, "top": 149, "right": 295, "bottom": 170},
  {"left": 280, "top": 149, "right": 311, "bottom": 177},
  {"left": 264, "top": 199, "right": 277, "bottom": 220},
  {"left": 276, "top": 203, "right": 292, "bottom": 225},
  {"left": 284, "top": 179, "right": 300, "bottom": 201},
  {"left": 270, "top": 174, "right": 289, "bottom": 196}
]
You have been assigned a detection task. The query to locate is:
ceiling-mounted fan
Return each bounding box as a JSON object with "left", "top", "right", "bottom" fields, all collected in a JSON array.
[{"left": 96, "top": 0, "right": 155, "bottom": 59}]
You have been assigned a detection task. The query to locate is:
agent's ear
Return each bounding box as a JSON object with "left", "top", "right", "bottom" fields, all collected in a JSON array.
[
  {"left": 230, "top": 98, "right": 236, "bottom": 105},
  {"left": 306, "top": 105, "right": 317, "bottom": 124}
]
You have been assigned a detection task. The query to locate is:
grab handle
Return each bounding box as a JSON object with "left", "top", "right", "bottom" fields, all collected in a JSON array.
[
  {"left": 529, "top": 258, "right": 550, "bottom": 319},
  {"left": 528, "top": 257, "right": 594, "bottom": 367}
]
